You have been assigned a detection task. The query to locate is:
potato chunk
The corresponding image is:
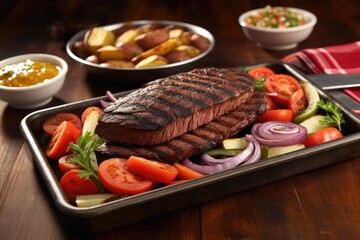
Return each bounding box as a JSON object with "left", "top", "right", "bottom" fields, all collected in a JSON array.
[{"left": 84, "top": 28, "right": 115, "bottom": 54}]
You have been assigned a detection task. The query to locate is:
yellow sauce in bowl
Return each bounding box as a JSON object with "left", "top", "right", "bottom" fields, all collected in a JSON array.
[{"left": 0, "top": 59, "right": 60, "bottom": 87}]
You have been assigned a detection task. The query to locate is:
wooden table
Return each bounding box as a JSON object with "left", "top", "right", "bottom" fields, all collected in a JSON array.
[{"left": 1, "top": 1, "right": 360, "bottom": 239}]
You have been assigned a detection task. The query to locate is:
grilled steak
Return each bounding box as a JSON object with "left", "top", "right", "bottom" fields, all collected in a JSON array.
[
  {"left": 95, "top": 67, "right": 255, "bottom": 146},
  {"left": 96, "top": 90, "right": 267, "bottom": 164}
]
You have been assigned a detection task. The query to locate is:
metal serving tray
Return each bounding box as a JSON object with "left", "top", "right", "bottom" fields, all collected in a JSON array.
[{"left": 20, "top": 62, "right": 360, "bottom": 233}]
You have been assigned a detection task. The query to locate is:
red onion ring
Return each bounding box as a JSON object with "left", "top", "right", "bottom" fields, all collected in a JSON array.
[
  {"left": 100, "top": 91, "right": 117, "bottom": 108},
  {"left": 251, "top": 121, "right": 307, "bottom": 147},
  {"left": 182, "top": 135, "right": 261, "bottom": 174}
]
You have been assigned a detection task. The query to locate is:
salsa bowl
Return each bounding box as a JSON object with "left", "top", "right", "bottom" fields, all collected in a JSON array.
[{"left": 239, "top": 7, "right": 317, "bottom": 50}]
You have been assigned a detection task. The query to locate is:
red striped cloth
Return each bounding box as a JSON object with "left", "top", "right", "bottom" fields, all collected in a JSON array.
[{"left": 282, "top": 41, "right": 360, "bottom": 102}]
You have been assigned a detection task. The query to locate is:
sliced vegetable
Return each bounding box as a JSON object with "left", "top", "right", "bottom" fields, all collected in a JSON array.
[
  {"left": 299, "top": 115, "right": 336, "bottom": 135},
  {"left": 76, "top": 193, "right": 118, "bottom": 207},
  {"left": 265, "top": 95, "right": 275, "bottom": 110},
  {"left": 58, "top": 154, "right": 82, "bottom": 174},
  {"left": 262, "top": 144, "right": 305, "bottom": 158},
  {"left": 256, "top": 109, "right": 293, "bottom": 123},
  {"left": 182, "top": 135, "right": 261, "bottom": 174},
  {"left": 98, "top": 158, "right": 154, "bottom": 195},
  {"left": 248, "top": 66, "right": 275, "bottom": 78},
  {"left": 304, "top": 127, "right": 343, "bottom": 147},
  {"left": 81, "top": 106, "right": 103, "bottom": 123},
  {"left": 293, "top": 82, "right": 320, "bottom": 123},
  {"left": 251, "top": 121, "right": 307, "bottom": 147},
  {"left": 173, "top": 163, "right": 204, "bottom": 180},
  {"left": 126, "top": 156, "right": 178, "bottom": 184},
  {"left": 222, "top": 137, "right": 248, "bottom": 150},
  {"left": 60, "top": 170, "right": 99, "bottom": 203},
  {"left": 43, "top": 112, "right": 82, "bottom": 136},
  {"left": 82, "top": 108, "right": 101, "bottom": 135},
  {"left": 288, "top": 88, "right": 306, "bottom": 117},
  {"left": 317, "top": 99, "right": 345, "bottom": 131},
  {"left": 206, "top": 148, "right": 243, "bottom": 157},
  {"left": 45, "top": 121, "right": 81, "bottom": 159},
  {"left": 264, "top": 74, "right": 301, "bottom": 106}
]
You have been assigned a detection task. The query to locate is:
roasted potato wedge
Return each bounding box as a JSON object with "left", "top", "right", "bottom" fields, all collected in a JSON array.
[
  {"left": 169, "top": 28, "right": 184, "bottom": 39},
  {"left": 85, "top": 55, "right": 100, "bottom": 64},
  {"left": 100, "top": 60, "right": 135, "bottom": 68},
  {"left": 115, "top": 29, "right": 143, "bottom": 44},
  {"left": 165, "top": 45, "right": 200, "bottom": 63},
  {"left": 72, "top": 40, "right": 89, "bottom": 59},
  {"left": 96, "top": 45, "right": 133, "bottom": 62},
  {"left": 190, "top": 33, "right": 211, "bottom": 52},
  {"left": 176, "top": 45, "right": 200, "bottom": 57},
  {"left": 165, "top": 50, "right": 191, "bottom": 63},
  {"left": 84, "top": 27, "right": 115, "bottom": 54},
  {"left": 135, "top": 28, "right": 169, "bottom": 50},
  {"left": 115, "top": 42, "right": 144, "bottom": 58},
  {"left": 132, "top": 38, "right": 182, "bottom": 64},
  {"left": 134, "top": 55, "right": 168, "bottom": 68}
]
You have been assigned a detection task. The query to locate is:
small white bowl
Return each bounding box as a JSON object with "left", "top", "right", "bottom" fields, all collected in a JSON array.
[
  {"left": 0, "top": 53, "right": 68, "bottom": 109},
  {"left": 239, "top": 7, "right": 317, "bottom": 50}
]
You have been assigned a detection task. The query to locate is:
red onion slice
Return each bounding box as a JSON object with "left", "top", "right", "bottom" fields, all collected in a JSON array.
[
  {"left": 251, "top": 121, "right": 307, "bottom": 147},
  {"left": 182, "top": 135, "right": 261, "bottom": 174}
]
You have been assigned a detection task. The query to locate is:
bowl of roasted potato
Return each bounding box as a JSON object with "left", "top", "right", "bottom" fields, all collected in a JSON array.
[{"left": 66, "top": 20, "right": 215, "bottom": 85}]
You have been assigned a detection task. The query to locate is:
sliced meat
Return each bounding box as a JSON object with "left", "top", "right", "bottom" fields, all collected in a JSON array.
[
  {"left": 96, "top": 90, "right": 267, "bottom": 164},
  {"left": 95, "top": 67, "right": 255, "bottom": 146}
]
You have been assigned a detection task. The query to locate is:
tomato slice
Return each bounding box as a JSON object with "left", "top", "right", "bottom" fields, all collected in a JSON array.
[
  {"left": 45, "top": 121, "right": 81, "bottom": 160},
  {"left": 127, "top": 156, "right": 178, "bottom": 184},
  {"left": 248, "top": 67, "right": 275, "bottom": 79},
  {"left": 305, "top": 127, "right": 343, "bottom": 147},
  {"left": 43, "top": 113, "right": 82, "bottom": 136},
  {"left": 60, "top": 170, "right": 99, "bottom": 203},
  {"left": 98, "top": 158, "right": 154, "bottom": 195},
  {"left": 81, "top": 106, "right": 103, "bottom": 123},
  {"left": 288, "top": 88, "right": 306, "bottom": 116},
  {"left": 264, "top": 74, "right": 301, "bottom": 106},
  {"left": 256, "top": 109, "right": 293, "bottom": 123},
  {"left": 58, "top": 154, "right": 82, "bottom": 174},
  {"left": 265, "top": 95, "right": 275, "bottom": 110},
  {"left": 173, "top": 163, "right": 203, "bottom": 180}
]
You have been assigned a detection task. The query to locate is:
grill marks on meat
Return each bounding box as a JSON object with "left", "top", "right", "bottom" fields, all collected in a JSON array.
[
  {"left": 95, "top": 67, "right": 255, "bottom": 146},
  {"left": 96, "top": 91, "right": 267, "bottom": 164}
]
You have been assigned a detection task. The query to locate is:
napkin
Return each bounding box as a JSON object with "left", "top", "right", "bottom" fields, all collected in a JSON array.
[{"left": 282, "top": 41, "right": 360, "bottom": 103}]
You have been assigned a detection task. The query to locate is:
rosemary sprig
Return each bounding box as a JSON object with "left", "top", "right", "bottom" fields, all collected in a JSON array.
[
  {"left": 68, "top": 132, "right": 104, "bottom": 180},
  {"left": 317, "top": 99, "right": 345, "bottom": 131}
]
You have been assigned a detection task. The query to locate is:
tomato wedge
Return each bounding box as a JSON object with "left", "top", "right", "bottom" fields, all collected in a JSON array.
[
  {"left": 45, "top": 121, "right": 81, "bottom": 160},
  {"left": 43, "top": 113, "right": 82, "bottom": 136},
  {"left": 127, "top": 156, "right": 178, "bottom": 184},
  {"left": 305, "top": 128, "right": 343, "bottom": 147},
  {"left": 58, "top": 154, "right": 82, "bottom": 174},
  {"left": 248, "top": 67, "right": 275, "bottom": 79},
  {"left": 265, "top": 95, "right": 275, "bottom": 110},
  {"left": 288, "top": 88, "right": 306, "bottom": 117},
  {"left": 60, "top": 170, "right": 99, "bottom": 203},
  {"left": 173, "top": 163, "right": 204, "bottom": 180},
  {"left": 98, "top": 158, "right": 154, "bottom": 195},
  {"left": 256, "top": 109, "right": 293, "bottom": 123},
  {"left": 264, "top": 74, "right": 301, "bottom": 106},
  {"left": 81, "top": 106, "right": 103, "bottom": 123}
]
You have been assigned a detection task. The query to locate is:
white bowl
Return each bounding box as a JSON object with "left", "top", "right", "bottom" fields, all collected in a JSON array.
[
  {"left": 239, "top": 7, "right": 317, "bottom": 50},
  {"left": 0, "top": 53, "right": 68, "bottom": 109}
]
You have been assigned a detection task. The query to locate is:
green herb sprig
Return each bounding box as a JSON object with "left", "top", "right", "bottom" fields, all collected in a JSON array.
[
  {"left": 317, "top": 99, "right": 345, "bottom": 131},
  {"left": 68, "top": 132, "right": 104, "bottom": 180}
]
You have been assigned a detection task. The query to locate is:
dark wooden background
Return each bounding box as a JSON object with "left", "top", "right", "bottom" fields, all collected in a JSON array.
[{"left": 1, "top": 0, "right": 360, "bottom": 239}]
